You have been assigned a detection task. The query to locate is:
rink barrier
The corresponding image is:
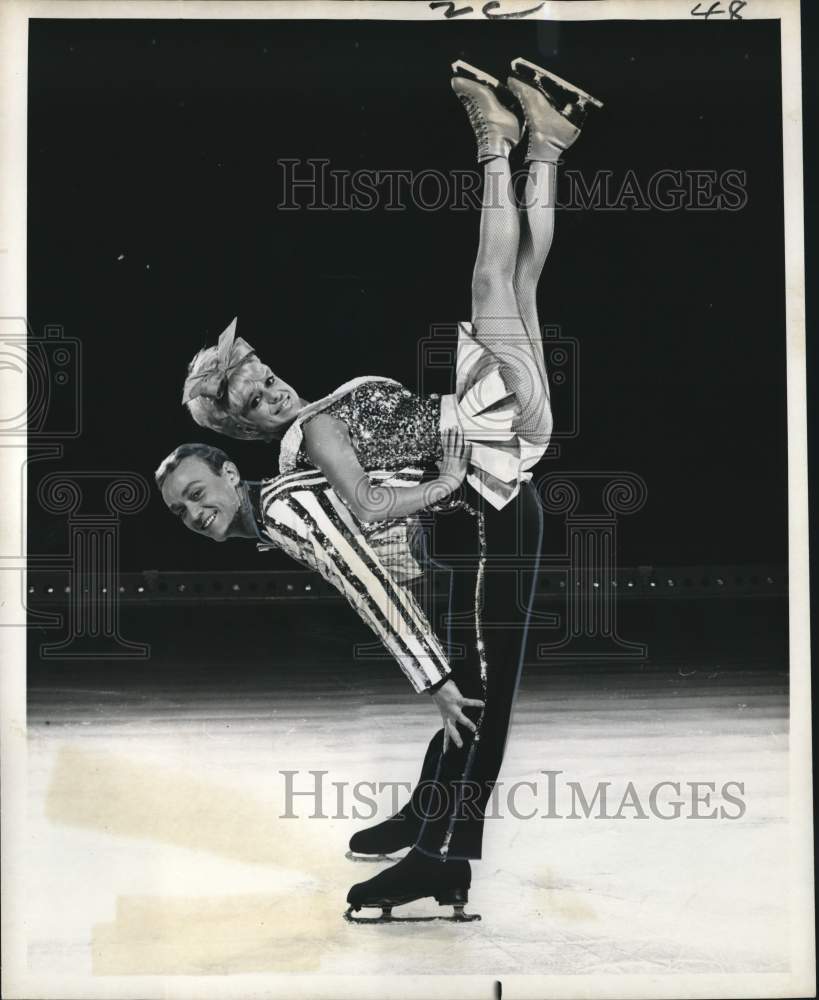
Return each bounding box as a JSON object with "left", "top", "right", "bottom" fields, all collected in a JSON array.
[{"left": 26, "top": 564, "right": 788, "bottom": 605}]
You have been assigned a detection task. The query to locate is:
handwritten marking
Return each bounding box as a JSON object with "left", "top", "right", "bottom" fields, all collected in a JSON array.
[
  {"left": 429, "top": 0, "right": 545, "bottom": 18},
  {"left": 691, "top": 0, "right": 746, "bottom": 18},
  {"left": 483, "top": 1, "right": 545, "bottom": 18},
  {"left": 429, "top": 0, "right": 473, "bottom": 17}
]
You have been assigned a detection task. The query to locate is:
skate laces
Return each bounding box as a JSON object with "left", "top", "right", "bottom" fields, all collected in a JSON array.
[
  {"left": 515, "top": 103, "right": 535, "bottom": 158},
  {"left": 458, "top": 95, "right": 490, "bottom": 148}
]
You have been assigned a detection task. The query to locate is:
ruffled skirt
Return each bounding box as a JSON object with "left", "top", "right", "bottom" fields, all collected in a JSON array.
[{"left": 440, "top": 322, "right": 550, "bottom": 510}]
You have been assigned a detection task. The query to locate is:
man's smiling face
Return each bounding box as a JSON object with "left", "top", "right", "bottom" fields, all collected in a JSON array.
[{"left": 160, "top": 455, "right": 242, "bottom": 543}]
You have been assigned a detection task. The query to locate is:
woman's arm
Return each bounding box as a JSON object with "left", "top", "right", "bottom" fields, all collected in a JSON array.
[{"left": 303, "top": 415, "right": 468, "bottom": 522}]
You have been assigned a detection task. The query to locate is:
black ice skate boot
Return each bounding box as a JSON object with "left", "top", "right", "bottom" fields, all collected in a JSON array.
[
  {"left": 451, "top": 60, "right": 522, "bottom": 163},
  {"left": 508, "top": 56, "right": 603, "bottom": 162},
  {"left": 346, "top": 729, "right": 444, "bottom": 862},
  {"left": 345, "top": 847, "right": 479, "bottom": 923},
  {"left": 346, "top": 813, "right": 419, "bottom": 863}
]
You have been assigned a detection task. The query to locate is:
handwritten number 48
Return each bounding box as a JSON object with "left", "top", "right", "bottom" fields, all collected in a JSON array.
[{"left": 691, "top": 1, "right": 747, "bottom": 18}]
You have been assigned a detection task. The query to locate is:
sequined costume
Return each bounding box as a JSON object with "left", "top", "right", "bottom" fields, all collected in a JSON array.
[
  {"left": 279, "top": 322, "right": 548, "bottom": 509},
  {"left": 272, "top": 322, "right": 546, "bottom": 864},
  {"left": 280, "top": 379, "right": 442, "bottom": 474}
]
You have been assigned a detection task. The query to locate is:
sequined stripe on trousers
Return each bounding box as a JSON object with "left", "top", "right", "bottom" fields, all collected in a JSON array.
[
  {"left": 439, "top": 491, "right": 545, "bottom": 856},
  {"left": 437, "top": 503, "right": 489, "bottom": 858}
]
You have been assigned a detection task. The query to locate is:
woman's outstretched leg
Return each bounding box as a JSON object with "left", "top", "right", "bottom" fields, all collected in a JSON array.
[
  {"left": 470, "top": 155, "right": 552, "bottom": 447},
  {"left": 450, "top": 65, "right": 552, "bottom": 448},
  {"left": 506, "top": 64, "right": 603, "bottom": 425},
  {"left": 513, "top": 161, "right": 557, "bottom": 393}
]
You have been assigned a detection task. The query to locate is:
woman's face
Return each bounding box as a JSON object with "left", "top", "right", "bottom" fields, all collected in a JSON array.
[{"left": 234, "top": 362, "right": 300, "bottom": 436}]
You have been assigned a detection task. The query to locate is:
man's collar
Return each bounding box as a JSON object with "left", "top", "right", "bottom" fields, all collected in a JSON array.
[{"left": 242, "top": 481, "right": 267, "bottom": 540}]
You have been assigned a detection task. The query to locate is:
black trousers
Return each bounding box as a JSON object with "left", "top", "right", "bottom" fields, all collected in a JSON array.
[{"left": 409, "top": 481, "right": 543, "bottom": 861}]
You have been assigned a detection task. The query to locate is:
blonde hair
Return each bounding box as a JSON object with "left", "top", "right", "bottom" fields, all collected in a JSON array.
[{"left": 183, "top": 339, "right": 274, "bottom": 441}]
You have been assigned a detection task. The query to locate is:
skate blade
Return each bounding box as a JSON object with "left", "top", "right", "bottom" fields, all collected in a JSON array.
[
  {"left": 451, "top": 60, "right": 500, "bottom": 90},
  {"left": 344, "top": 905, "right": 480, "bottom": 924},
  {"left": 344, "top": 849, "right": 401, "bottom": 864},
  {"left": 511, "top": 57, "right": 604, "bottom": 108}
]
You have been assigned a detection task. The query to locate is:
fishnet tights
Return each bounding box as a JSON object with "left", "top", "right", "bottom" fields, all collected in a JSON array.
[{"left": 470, "top": 157, "right": 555, "bottom": 446}]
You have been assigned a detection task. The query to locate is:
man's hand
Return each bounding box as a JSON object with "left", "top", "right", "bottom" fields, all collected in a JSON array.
[{"left": 430, "top": 679, "right": 484, "bottom": 750}]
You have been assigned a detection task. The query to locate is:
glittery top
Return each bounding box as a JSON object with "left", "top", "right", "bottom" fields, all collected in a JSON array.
[
  {"left": 277, "top": 322, "right": 549, "bottom": 509},
  {"left": 294, "top": 379, "right": 443, "bottom": 472}
]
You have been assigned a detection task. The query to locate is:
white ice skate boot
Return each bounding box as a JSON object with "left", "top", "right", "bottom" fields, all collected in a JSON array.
[
  {"left": 451, "top": 60, "right": 522, "bottom": 163},
  {"left": 508, "top": 56, "right": 603, "bottom": 162}
]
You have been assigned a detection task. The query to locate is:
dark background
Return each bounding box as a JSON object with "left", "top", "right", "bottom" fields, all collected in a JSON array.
[{"left": 27, "top": 16, "right": 787, "bottom": 574}]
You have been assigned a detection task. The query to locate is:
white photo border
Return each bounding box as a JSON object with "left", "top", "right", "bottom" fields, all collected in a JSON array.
[{"left": 0, "top": 2, "right": 812, "bottom": 998}]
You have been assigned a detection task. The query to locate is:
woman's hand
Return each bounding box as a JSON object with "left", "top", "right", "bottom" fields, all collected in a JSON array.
[
  {"left": 430, "top": 679, "right": 484, "bottom": 750},
  {"left": 437, "top": 425, "right": 469, "bottom": 491}
]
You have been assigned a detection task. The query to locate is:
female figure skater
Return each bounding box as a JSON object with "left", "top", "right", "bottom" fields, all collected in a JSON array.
[{"left": 179, "top": 58, "right": 601, "bottom": 921}]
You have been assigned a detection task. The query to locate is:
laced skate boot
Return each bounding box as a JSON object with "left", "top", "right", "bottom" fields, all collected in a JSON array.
[
  {"left": 508, "top": 56, "right": 603, "bottom": 162},
  {"left": 451, "top": 60, "right": 521, "bottom": 163},
  {"left": 345, "top": 848, "right": 479, "bottom": 923}
]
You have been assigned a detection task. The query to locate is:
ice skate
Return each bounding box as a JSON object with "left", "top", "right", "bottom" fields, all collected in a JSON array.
[
  {"left": 506, "top": 75, "right": 580, "bottom": 163},
  {"left": 346, "top": 728, "right": 443, "bottom": 861},
  {"left": 509, "top": 57, "right": 603, "bottom": 150},
  {"left": 344, "top": 848, "right": 480, "bottom": 923},
  {"left": 346, "top": 814, "right": 418, "bottom": 862},
  {"left": 451, "top": 60, "right": 521, "bottom": 163},
  {"left": 345, "top": 849, "right": 401, "bottom": 863},
  {"left": 507, "top": 59, "right": 601, "bottom": 163}
]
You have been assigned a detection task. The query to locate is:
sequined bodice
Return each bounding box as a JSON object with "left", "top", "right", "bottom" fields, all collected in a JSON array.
[{"left": 296, "top": 380, "right": 443, "bottom": 471}]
